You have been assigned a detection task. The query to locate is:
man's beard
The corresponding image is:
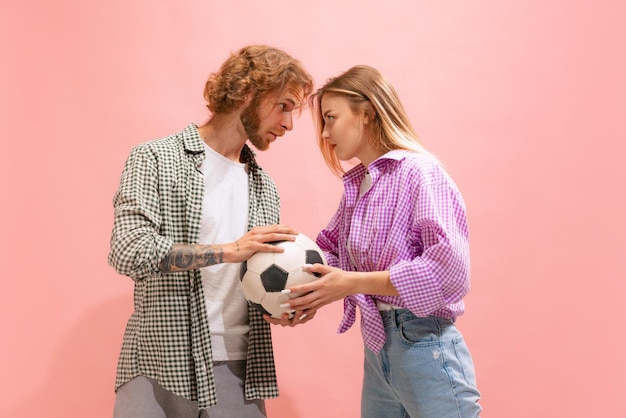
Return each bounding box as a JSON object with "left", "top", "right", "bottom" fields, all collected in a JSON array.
[{"left": 240, "top": 101, "right": 267, "bottom": 151}]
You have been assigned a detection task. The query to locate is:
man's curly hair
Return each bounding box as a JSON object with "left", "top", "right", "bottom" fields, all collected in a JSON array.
[{"left": 204, "top": 45, "right": 313, "bottom": 114}]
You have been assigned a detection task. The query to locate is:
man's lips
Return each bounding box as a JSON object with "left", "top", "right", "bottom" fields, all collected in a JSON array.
[{"left": 269, "top": 130, "right": 285, "bottom": 140}]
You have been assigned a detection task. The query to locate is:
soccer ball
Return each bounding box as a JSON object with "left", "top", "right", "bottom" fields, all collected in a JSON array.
[{"left": 240, "top": 233, "right": 327, "bottom": 319}]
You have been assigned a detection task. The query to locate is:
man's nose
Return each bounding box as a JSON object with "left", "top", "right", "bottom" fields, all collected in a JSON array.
[{"left": 281, "top": 112, "right": 293, "bottom": 131}]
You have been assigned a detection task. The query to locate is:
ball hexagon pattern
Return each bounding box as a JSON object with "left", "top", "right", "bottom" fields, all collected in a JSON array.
[{"left": 240, "top": 233, "right": 327, "bottom": 319}]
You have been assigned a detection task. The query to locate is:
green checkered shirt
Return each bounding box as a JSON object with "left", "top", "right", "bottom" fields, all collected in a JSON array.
[{"left": 108, "top": 124, "right": 281, "bottom": 408}]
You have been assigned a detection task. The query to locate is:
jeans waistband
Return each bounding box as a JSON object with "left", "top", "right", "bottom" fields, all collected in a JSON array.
[
  {"left": 376, "top": 300, "right": 403, "bottom": 311},
  {"left": 380, "top": 309, "right": 454, "bottom": 329}
]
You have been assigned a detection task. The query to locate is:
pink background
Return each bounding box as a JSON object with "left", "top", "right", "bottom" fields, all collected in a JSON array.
[{"left": 1, "top": 1, "right": 625, "bottom": 417}]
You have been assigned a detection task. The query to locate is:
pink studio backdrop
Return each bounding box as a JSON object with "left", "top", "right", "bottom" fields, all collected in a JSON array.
[{"left": 1, "top": 1, "right": 625, "bottom": 417}]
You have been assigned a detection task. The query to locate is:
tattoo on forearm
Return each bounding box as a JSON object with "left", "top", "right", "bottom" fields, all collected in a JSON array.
[{"left": 160, "top": 244, "right": 224, "bottom": 273}]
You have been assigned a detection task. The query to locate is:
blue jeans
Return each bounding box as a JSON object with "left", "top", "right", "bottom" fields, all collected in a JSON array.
[{"left": 362, "top": 310, "right": 481, "bottom": 418}]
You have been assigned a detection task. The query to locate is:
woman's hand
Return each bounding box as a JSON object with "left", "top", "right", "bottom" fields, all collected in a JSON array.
[{"left": 281, "top": 264, "right": 353, "bottom": 312}]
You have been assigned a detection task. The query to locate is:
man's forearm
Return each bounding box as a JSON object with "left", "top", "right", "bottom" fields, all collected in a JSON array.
[{"left": 159, "top": 244, "right": 224, "bottom": 273}]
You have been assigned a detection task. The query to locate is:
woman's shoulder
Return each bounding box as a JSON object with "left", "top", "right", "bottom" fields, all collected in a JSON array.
[{"left": 385, "top": 150, "right": 445, "bottom": 180}]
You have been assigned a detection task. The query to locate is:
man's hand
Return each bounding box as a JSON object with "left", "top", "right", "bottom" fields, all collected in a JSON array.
[
  {"left": 263, "top": 309, "right": 317, "bottom": 327},
  {"left": 225, "top": 224, "right": 299, "bottom": 263}
]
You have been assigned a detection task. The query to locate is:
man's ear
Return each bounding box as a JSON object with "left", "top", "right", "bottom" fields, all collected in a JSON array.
[{"left": 240, "top": 92, "right": 254, "bottom": 110}]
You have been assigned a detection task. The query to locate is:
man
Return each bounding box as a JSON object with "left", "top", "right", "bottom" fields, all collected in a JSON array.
[{"left": 108, "top": 45, "right": 314, "bottom": 418}]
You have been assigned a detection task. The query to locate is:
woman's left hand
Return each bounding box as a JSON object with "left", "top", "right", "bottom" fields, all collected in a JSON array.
[{"left": 281, "top": 264, "right": 353, "bottom": 312}]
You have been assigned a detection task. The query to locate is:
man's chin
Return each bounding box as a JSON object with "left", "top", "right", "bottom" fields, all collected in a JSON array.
[{"left": 248, "top": 139, "right": 270, "bottom": 151}]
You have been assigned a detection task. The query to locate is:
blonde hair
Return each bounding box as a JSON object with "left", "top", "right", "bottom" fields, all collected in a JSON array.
[
  {"left": 204, "top": 44, "right": 313, "bottom": 114},
  {"left": 310, "top": 65, "right": 433, "bottom": 177}
]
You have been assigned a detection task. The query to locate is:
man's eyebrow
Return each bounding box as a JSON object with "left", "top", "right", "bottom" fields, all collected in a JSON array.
[{"left": 283, "top": 97, "right": 303, "bottom": 110}]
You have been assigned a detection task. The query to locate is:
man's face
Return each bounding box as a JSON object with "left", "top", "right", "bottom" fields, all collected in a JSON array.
[{"left": 241, "top": 88, "right": 303, "bottom": 151}]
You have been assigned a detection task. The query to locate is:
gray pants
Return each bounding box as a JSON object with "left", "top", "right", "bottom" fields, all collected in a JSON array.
[{"left": 113, "top": 361, "right": 267, "bottom": 418}]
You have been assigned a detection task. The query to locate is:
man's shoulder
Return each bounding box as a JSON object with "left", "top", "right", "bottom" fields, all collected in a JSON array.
[
  {"left": 132, "top": 124, "right": 201, "bottom": 154},
  {"left": 139, "top": 130, "right": 183, "bottom": 149}
]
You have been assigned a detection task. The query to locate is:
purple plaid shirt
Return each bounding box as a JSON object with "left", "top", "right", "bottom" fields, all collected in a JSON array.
[{"left": 316, "top": 150, "right": 471, "bottom": 353}]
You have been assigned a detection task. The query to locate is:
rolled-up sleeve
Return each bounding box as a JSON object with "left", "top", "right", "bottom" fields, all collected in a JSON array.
[
  {"left": 108, "top": 145, "right": 173, "bottom": 280},
  {"left": 389, "top": 178, "right": 470, "bottom": 317}
]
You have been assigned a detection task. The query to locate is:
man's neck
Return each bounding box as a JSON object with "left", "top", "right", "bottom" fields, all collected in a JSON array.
[{"left": 197, "top": 114, "right": 247, "bottom": 162}]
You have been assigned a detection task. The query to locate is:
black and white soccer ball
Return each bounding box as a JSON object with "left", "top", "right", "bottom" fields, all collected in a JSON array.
[{"left": 240, "top": 233, "right": 327, "bottom": 319}]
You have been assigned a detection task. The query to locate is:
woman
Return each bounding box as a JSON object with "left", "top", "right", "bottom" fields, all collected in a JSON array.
[{"left": 277, "top": 65, "right": 482, "bottom": 417}]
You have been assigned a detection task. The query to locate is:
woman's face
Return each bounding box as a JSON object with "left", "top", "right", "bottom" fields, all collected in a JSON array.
[{"left": 320, "top": 94, "right": 369, "bottom": 163}]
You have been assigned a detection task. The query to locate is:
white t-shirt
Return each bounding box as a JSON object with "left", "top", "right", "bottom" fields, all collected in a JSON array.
[{"left": 198, "top": 142, "right": 249, "bottom": 360}]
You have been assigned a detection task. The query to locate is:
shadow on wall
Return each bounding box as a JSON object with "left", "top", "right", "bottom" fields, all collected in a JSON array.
[{"left": 1, "top": 297, "right": 131, "bottom": 418}]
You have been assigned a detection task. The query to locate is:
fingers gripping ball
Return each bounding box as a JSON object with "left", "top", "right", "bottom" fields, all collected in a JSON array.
[{"left": 239, "top": 233, "right": 327, "bottom": 319}]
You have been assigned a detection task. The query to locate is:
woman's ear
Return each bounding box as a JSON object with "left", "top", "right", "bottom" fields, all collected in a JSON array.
[{"left": 362, "top": 103, "right": 376, "bottom": 125}]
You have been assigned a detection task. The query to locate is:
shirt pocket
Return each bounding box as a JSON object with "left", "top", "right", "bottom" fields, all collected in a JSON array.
[{"left": 350, "top": 201, "right": 397, "bottom": 269}]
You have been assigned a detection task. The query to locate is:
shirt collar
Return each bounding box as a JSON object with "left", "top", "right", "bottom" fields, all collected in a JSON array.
[
  {"left": 182, "top": 124, "right": 205, "bottom": 154},
  {"left": 343, "top": 149, "right": 412, "bottom": 183},
  {"left": 183, "top": 123, "right": 259, "bottom": 168}
]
